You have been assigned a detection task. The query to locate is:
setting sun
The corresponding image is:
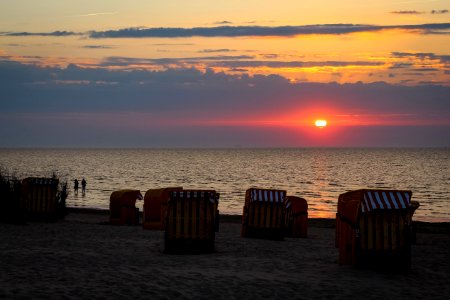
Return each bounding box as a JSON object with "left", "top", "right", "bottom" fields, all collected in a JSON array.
[{"left": 315, "top": 119, "right": 327, "bottom": 128}]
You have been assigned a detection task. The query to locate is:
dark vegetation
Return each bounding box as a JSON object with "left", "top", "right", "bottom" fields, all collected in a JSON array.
[{"left": 0, "top": 168, "right": 68, "bottom": 223}]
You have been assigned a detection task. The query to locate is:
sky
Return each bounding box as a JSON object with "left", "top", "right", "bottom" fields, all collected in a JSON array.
[{"left": 0, "top": 0, "right": 449, "bottom": 147}]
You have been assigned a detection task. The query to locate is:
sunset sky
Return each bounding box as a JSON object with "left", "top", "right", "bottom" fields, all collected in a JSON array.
[{"left": 1, "top": 0, "right": 449, "bottom": 147}]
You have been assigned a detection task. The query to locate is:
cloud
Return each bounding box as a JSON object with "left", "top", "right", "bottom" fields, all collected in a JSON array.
[
  {"left": 213, "top": 21, "right": 233, "bottom": 25},
  {"left": 78, "top": 12, "right": 118, "bottom": 17},
  {"left": 1, "top": 59, "right": 449, "bottom": 147},
  {"left": 198, "top": 49, "right": 237, "bottom": 53},
  {"left": 2, "top": 30, "right": 80, "bottom": 37},
  {"left": 431, "top": 9, "right": 449, "bottom": 14},
  {"left": 210, "top": 60, "right": 385, "bottom": 68},
  {"left": 1, "top": 59, "right": 448, "bottom": 116},
  {"left": 87, "top": 23, "right": 450, "bottom": 38},
  {"left": 392, "top": 52, "right": 450, "bottom": 63},
  {"left": 390, "top": 9, "right": 448, "bottom": 15},
  {"left": 390, "top": 10, "right": 425, "bottom": 14},
  {"left": 94, "top": 55, "right": 254, "bottom": 68},
  {"left": 82, "top": 45, "right": 115, "bottom": 49},
  {"left": 3, "top": 23, "right": 450, "bottom": 39},
  {"left": 389, "top": 63, "right": 414, "bottom": 69}
]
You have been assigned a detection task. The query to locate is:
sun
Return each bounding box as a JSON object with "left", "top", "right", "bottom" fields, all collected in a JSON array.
[{"left": 315, "top": 119, "right": 327, "bottom": 128}]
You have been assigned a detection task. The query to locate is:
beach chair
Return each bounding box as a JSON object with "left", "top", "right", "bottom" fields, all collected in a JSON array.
[
  {"left": 164, "top": 190, "right": 219, "bottom": 254},
  {"left": 109, "top": 189, "right": 143, "bottom": 225},
  {"left": 20, "top": 177, "right": 61, "bottom": 221},
  {"left": 335, "top": 189, "right": 419, "bottom": 269},
  {"left": 285, "top": 196, "right": 308, "bottom": 238},
  {"left": 142, "top": 187, "right": 183, "bottom": 230},
  {"left": 241, "top": 188, "right": 288, "bottom": 240}
]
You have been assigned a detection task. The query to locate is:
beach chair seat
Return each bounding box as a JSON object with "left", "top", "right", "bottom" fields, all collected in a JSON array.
[
  {"left": 109, "top": 189, "right": 143, "bottom": 225},
  {"left": 285, "top": 196, "right": 308, "bottom": 238},
  {"left": 241, "top": 188, "right": 288, "bottom": 240},
  {"left": 20, "top": 177, "right": 61, "bottom": 221},
  {"left": 142, "top": 187, "right": 183, "bottom": 230},
  {"left": 164, "top": 190, "right": 219, "bottom": 254},
  {"left": 336, "top": 189, "right": 419, "bottom": 269}
]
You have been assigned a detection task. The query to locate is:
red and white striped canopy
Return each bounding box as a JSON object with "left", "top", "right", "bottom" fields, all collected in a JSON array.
[
  {"left": 361, "top": 190, "right": 411, "bottom": 213},
  {"left": 249, "top": 188, "right": 287, "bottom": 203}
]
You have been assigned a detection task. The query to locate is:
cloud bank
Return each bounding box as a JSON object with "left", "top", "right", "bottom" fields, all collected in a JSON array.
[
  {"left": 1, "top": 59, "right": 449, "bottom": 147},
  {"left": 2, "top": 23, "right": 449, "bottom": 39},
  {"left": 88, "top": 23, "right": 450, "bottom": 38}
]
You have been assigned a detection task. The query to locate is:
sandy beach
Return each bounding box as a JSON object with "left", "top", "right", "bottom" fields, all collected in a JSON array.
[{"left": 1, "top": 209, "right": 449, "bottom": 300}]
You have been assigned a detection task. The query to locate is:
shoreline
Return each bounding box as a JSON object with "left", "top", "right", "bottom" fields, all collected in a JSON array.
[{"left": 66, "top": 207, "right": 450, "bottom": 234}]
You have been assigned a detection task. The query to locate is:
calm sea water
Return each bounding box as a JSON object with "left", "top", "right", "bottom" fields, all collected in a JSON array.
[{"left": 1, "top": 148, "right": 449, "bottom": 222}]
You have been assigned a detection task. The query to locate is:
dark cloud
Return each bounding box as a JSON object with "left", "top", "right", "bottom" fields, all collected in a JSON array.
[
  {"left": 431, "top": 10, "right": 449, "bottom": 14},
  {"left": 1, "top": 59, "right": 449, "bottom": 147},
  {"left": 198, "top": 49, "right": 236, "bottom": 53},
  {"left": 389, "top": 63, "right": 414, "bottom": 69},
  {"left": 1, "top": 59, "right": 448, "bottom": 114},
  {"left": 210, "top": 60, "right": 385, "bottom": 68},
  {"left": 390, "top": 11, "right": 424, "bottom": 14},
  {"left": 390, "top": 9, "right": 448, "bottom": 15},
  {"left": 94, "top": 55, "right": 254, "bottom": 68},
  {"left": 3, "top": 23, "right": 450, "bottom": 39},
  {"left": 392, "top": 52, "right": 450, "bottom": 64},
  {"left": 214, "top": 21, "right": 233, "bottom": 25},
  {"left": 82, "top": 45, "right": 115, "bottom": 49},
  {"left": 2, "top": 30, "right": 80, "bottom": 37},
  {"left": 87, "top": 23, "right": 450, "bottom": 38},
  {"left": 412, "top": 68, "right": 439, "bottom": 72}
]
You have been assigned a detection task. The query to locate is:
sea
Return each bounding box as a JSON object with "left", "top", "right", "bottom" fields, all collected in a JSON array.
[{"left": 0, "top": 148, "right": 449, "bottom": 222}]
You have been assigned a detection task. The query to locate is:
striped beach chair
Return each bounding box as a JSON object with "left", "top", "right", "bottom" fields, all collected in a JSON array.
[
  {"left": 241, "top": 188, "right": 288, "bottom": 240},
  {"left": 335, "top": 189, "right": 419, "bottom": 269},
  {"left": 164, "top": 190, "right": 219, "bottom": 254},
  {"left": 142, "top": 187, "right": 183, "bottom": 230},
  {"left": 20, "top": 177, "right": 61, "bottom": 221},
  {"left": 109, "top": 189, "right": 143, "bottom": 225}
]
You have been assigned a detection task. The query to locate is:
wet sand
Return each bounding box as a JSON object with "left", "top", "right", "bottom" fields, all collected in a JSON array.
[{"left": 1, "top": 209, "right": 449, "bottom": 299}]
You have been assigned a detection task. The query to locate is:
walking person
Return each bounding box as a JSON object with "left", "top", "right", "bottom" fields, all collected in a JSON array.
[
  {"left": 74, "top": 179, "right": 79, "bottom": 196},
  {"left": 81, "top": 178, "right": 87, "bottom": 196}
]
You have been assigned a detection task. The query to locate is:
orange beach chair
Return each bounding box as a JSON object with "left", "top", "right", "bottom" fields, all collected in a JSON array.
[
  {"left": 241, "top": 188, "right": 289, "bottom": 240},
  {"left": 164, "top": 189, "right": 219, "bottom": 254},
  {"left": 285, "top": 195, "right": 308, "bottom": 238},
  {"left": 109, "top": 189, "right": 143, "bottom": 225},
  {"left": 142, "top": 187, "right": 183, "bottom": 230},
  {"left": 335, "top": 189, "right": 419, "bottom": 269}
]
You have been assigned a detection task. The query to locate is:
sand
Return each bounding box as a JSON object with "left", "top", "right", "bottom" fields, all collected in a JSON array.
[{"left": 1, "top": 209, "right": 449, "bottom": 300}]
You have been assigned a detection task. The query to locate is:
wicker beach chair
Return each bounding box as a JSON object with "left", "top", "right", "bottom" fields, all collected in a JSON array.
[
  {"left": 164, "top": 190, "right": 219, "bottom": 254},
  {"left": 285, "top": 196, "right": 308, "bottom": 238},
  {"left": 109, "top": 189, "right": 143, "bottom": 225},
  {"left": 142, "top": 187, "right": 183, "bottom": 230},
  {"left": 20, "top": 177, "right": 62, "bottom": 221},
  {"left": 241, "top": 188, "right": 288, "bottom": 240},
  {"left": 335, "top": 189, "right": 419, "bottom": 269}
]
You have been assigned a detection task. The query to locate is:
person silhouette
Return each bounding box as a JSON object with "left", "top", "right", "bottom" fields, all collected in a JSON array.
[
  {"left": 74, "top": 179, "right": 79, "bottom": 195},
  {"left": 81, "top": 178, "right": 87, "bottom": 195}
]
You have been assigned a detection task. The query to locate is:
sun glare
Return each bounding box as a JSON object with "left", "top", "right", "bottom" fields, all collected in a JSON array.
[{"left": 315, "top": 119, "right": 327, "bottom": 128}]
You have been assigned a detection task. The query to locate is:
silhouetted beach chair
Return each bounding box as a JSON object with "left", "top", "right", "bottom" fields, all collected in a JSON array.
[
  {"left": 285, "top": 196, "right": 308, "bottom": 238},
  {"left": 142, "top": 187, "right": 183, "bottom": 230},
  {"left": 335, "top": 189, "right": 419, "bottom": 269},
  {"left": 164, "top": 190, "right": 219, "bottom": 254},
  {"left": 20, "top": 177, "right": 62, "bottom": 221},
  {"left": 241, "top": 188, "right": 288, "bottom": 240},
  {"left": 109, "top": 189, "right": 143, "bottom": 225}
]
